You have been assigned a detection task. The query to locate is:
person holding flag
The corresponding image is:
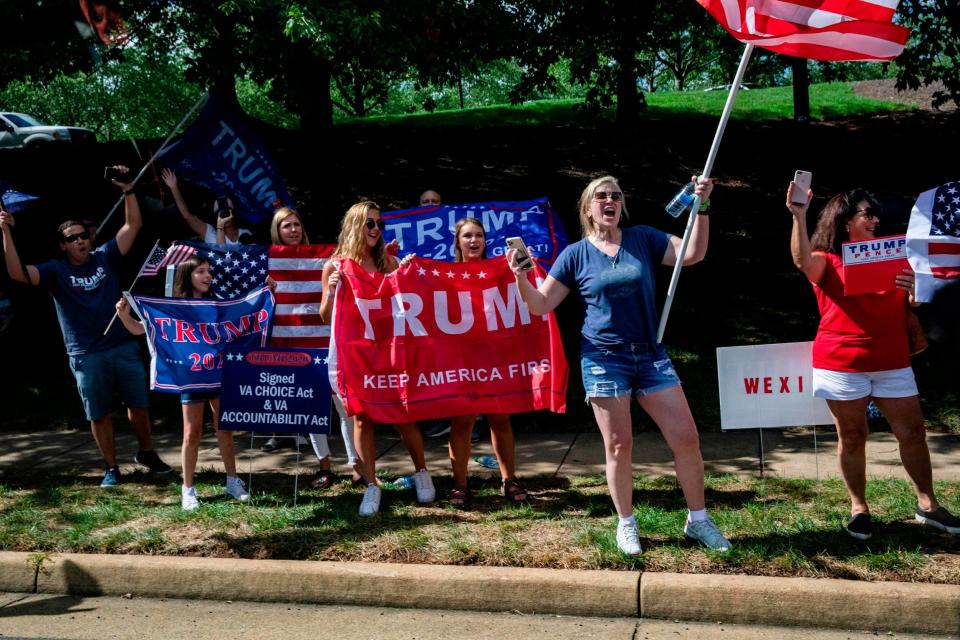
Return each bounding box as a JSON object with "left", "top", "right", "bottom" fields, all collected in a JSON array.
[
  {"left": 320, "top": 201, "right": 433, "bottom": 517},
  {"left": 509, "top": 175, "right": 730, "bottom": 556},
  {"left": 0, "top": 167, "right": 172, "bottom": 487},
  {"left": 116, "top": 257, "right": 249, "bottom": 511},
  {"left": 161, "top": 169, "right": 252, "bottom": 245},
  {"left": 787, "top": 182, "right": 959, "bottom": 539}
]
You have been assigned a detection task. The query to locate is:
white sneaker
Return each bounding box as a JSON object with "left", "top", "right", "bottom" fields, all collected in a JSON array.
[
  {"left": 413, "top": 469, "right": 435, "bottom": 503},
  {"left": 225, "top": 476, "right": 250, "bottom": 502},
  {"left": 616, "top": 520, "right": 642, "bottom": 556},
  {"left": 181, "top": 485, "right": 200, "bottom": 512},
  {"left": 684, "top": 517, "right": 732, "bottom": 552},
  {"left": 359, "top": 484, "right": 381, "bottom": 517}
]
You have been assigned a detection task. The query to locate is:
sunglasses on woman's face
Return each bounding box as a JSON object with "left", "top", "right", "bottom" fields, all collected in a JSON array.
[
  {"left": 365, "top": 218, "right": 386, "bottom": 230},
  {"left": 62, "top": 231, "right": 91, "bottom": 243},
  {"left": 593, "top": 190, "right": 623, "bottom": 202}
]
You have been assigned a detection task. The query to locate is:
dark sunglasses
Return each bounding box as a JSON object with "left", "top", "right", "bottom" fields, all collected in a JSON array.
[
  {"left": 593, "top": 190, "right": 623, "bottom": 202},
  {"left": 855, "top": 207, "right": 879, "bottom": 220},
  {"left": 365, "top": 218, "right": 386, "bottom": 230},
  {"left": 62, "top": 231, "right": 91, "bottom": 243}
]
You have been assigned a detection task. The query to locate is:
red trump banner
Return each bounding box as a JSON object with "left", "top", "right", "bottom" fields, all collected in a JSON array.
[{"left": 331, "top": 256, "right": 568, "bottom": 423}]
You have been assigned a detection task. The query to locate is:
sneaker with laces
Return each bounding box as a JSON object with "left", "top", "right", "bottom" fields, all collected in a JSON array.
[
  {"left": 413, "top": 469, "right": 436, "bottom": 503},
  {"left": 100, "top": 467, "right": 121, "bottom": 488},
  {"left": 844, "top": 512, "right": 873, "bottom": 540},
  {"left": 616, "top": 520, "right": 642, "bottom": 556},
  {"left": 134, "top": 449, "right": 173, "bottom": 474},
  {"left": 359, "top": 484, "right": 381, "bottom": 517},
  {"left": 685, "top": 517, "right": 733, "bottom": 551},
  {"left": 225, "top": 476, "right": 250, "bottom": 502},
  {"left": 916, "top": 506, "right": 960, "bottom": 534},
  {"left": 181, "top": 485, "right": 200, "bottom": 511}
]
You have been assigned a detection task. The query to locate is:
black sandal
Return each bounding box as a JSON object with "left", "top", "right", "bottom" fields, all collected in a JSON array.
[
  {"left": 310, "top": 469, "right": 337, "bottom": 489},
  {"left": 449, "top": 487, "right": 472, "bottom": 509},
  {"left": 502, "top": 478, "right": 528, "bottom": 504}
]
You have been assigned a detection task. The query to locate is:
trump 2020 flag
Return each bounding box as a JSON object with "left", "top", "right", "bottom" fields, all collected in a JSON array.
[
  {"left": 382, "top": 198, "right": 568, "bottom": 265},
  {"left": 696, "top": 0, "right": 910, "bottom": 61},
  {"left": 133, "top": 286, "right": 275, "bottom": 392},
  {"left": 330, "top": 256, "right": 568, "bottom": 423},
  {"left": 156, "top": 93, "right": 292, "bottom": 225},
  {"left": 907, "top": 181, "right": 960, "bottom": 303}
]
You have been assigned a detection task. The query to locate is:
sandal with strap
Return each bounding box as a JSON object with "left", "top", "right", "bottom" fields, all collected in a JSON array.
[
  {"left": 310, "top": 469, "right": 337, "bottom": 490},
  {"left": 502, "top": 478, "right": 528, "bottom": 504},
  {"left": 449, "top": 487, "right": 472, "bottom": 509}
]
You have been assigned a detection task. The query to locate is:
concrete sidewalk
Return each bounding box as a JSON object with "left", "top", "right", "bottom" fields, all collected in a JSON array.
[{"left": 2, "top": 424, "right": 958, "bottom": 482}]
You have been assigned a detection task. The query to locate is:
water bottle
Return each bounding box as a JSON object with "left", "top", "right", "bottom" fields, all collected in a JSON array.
[
  {"left": 473, "top": 455, "right": 499, "bottom": 469},
  {"left": 390, "top": 475, "right": 415, "bottom": 489},
  {"left": 665, "top": 181, "right": 697, "bottom": 218}
]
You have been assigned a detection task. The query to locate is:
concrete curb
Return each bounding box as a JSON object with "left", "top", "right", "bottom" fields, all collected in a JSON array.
[{"left": 1, "top": 552, "right": 957, "bottom": 634}]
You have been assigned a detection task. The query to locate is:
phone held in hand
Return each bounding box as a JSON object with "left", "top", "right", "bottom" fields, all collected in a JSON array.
[
  {"left": 505, "top": 236, "right": 534, "bottom": 271},
  {"left": 103, "top": 166, "right": 128, "bottom": 182},
  {"left": 791, "top": 170, "right": 813, "bottom": 204},
  {"left": 215, "top": 196, "right": 232, "bottom": 219}
]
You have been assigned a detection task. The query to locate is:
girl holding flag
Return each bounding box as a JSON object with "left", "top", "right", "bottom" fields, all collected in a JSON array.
[
  {"left": 116, "top": 256, "right": 249, "bottom": 511},
  {"left": 508, "top": 174, "right": 731, "bottom": 556},
  {"left": 319, "top": 201, "right": 434, "bottom": 516},
  {"left": 787, "top": 182, "right": 959, "bottom": 539}
]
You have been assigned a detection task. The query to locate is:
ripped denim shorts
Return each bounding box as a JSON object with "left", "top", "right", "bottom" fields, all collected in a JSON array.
[{"left": 580, "top": 341, "right": 680, "bottom": 400}]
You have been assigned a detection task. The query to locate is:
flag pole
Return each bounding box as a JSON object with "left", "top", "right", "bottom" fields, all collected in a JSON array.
[
  {"left": 657, "top": 43, "right": 754, "bottom": 343},
  {"left": 97, "top": 92, "right": 209, "bottom": 236},
  {"left": 102, "top": 238, "right": 160, "bottom": 335}
]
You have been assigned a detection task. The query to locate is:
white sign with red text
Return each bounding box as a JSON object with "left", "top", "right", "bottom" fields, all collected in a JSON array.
[{"left": 717, "top": 341, "right": 833, "bottom": 430}]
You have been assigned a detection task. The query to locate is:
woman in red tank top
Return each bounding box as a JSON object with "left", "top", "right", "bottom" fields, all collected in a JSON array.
[{"left": 787, "top": 182, "right": 958, "bottom": 540}]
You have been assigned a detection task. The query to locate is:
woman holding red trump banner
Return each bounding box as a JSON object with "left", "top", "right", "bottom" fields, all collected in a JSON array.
[
  {"left": 509, "top": 174, "right": 730, "bottom": 556},
  {"left": 319, "top": 201, "right": 434, "bottom": 516},
  {"left": 446, "top": 217, "right": 527, "bottom": 508},
  {"left": 787, "top": 183, "right": 959, "bottom": 539}
]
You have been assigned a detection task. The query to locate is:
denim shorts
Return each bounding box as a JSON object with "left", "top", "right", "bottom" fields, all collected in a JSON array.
[
  {"left": 181, "top": 391, "right": 219, "bottom": 405},
  {"left": 67, "top": 340, "right": 149, "bottom": 421},
  {"left": 581, "top": 342, "right": 681, "bottom": 400}
]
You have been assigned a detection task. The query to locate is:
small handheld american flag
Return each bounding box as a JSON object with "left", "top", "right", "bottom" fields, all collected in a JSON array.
[{"left": 138, "top": 243, "right": 197, "bottom": 278}]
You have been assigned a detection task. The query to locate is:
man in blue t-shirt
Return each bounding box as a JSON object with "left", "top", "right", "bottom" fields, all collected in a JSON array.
[{"left": 0, "top": 169, "right": 171, "bottom": 487}]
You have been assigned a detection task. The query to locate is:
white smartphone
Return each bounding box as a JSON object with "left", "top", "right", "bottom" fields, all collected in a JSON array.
[
  {"left": 791, "top": 170, "right": 812, "bottom": 204},
  {"left": 505, "top": 236, "right": 534, "bottom": 271}
]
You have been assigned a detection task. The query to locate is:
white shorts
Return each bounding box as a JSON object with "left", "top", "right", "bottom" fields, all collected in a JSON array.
[{"left": 812, "top": 367, "right": 918, "bottom": 401}]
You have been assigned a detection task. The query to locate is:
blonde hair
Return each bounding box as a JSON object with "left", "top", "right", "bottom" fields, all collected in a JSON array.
[
  {"left": 453, "top": 217, "right": 485, "bottom": 262},
  {"left": 270, "top": 207, "right": 309, "bottom": 245},
  {"left": 333, "top": 201, "right": 390, "bottom": 273},
  {"left": 578, "top": 175, "right": 630, "bottom": 238}
]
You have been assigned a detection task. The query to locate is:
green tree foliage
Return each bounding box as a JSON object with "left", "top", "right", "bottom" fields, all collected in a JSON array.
[{"left": 896, "top": 0, "right": 960, "bottom": 109}]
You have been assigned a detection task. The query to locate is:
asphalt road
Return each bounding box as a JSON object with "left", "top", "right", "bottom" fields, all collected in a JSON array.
[{"left": 0, "top": 593, "right": 954, "bottom": 640}]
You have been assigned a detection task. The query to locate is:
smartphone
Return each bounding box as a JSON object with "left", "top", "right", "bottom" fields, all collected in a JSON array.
[
  {"left": 505, "top": 236, "right": 534, "bottom": 271},
  {"left": 103, "top": 166, "right": 128, "bottom": 181},
  {"left": 215, "top": 196, "right": 232, "bottom": 218},
  {"left": 791, "top": 170, "right": 812, "bottom": 204}
]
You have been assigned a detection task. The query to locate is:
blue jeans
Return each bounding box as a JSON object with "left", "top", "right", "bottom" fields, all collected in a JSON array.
[
  {"left": 581, "top": 341, "right": 680, "bottom": 400},
  {"left": 68, "top": 340, "right": 149, "bottom": 421}
]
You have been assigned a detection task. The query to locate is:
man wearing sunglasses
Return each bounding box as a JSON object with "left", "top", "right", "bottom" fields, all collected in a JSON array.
[{"left": 0, "top": 165, "right": 171, "bottom": 487}]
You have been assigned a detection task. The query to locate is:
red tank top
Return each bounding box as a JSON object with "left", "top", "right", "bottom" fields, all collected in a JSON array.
[{"left": 810, "top": 253, "right": 910, "bottom": 372}]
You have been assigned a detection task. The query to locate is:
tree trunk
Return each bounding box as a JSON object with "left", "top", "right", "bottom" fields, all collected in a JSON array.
[
  {"left": 615, "top": 56, "right": 640, "bottom": 125},
  {"left": 791, "top": 57, "right": 810, "bottom": 122}
]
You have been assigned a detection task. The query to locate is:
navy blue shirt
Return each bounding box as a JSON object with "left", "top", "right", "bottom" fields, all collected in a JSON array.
[
  {"left": 549, "top": 225, "right": 670, "bottom": 348},
  {"left": 35, "top": 238, "right": 131, "bottom": 355}
]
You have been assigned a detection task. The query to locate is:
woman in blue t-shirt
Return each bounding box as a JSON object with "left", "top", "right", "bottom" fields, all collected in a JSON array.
[{"left": 509, "top": 174, "right": 730, "bottom": 556}]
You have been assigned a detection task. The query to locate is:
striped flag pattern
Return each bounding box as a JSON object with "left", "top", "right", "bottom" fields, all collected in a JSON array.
[
  {"left": 139, "top": 243, "right": 197, "bottom": 277},
  {"left": 907, "top": 181, "right": 960, "bottom": 303},
  {"left": 267, "top": 244, "right": 336, "bottom": 348},
  {"left": 695, "top": 0, "right": 911, "bottom": 61}
]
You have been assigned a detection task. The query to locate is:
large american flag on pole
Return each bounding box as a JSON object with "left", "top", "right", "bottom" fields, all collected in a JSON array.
[
  {"left": 695, "top": 0, "right": 911, "bottom": 61},
  {"left": 907, "top": 181, "right": 960, "bottom": 303},
  {"left": 154, "top": 241, "right": 336, "bottom": 347}
]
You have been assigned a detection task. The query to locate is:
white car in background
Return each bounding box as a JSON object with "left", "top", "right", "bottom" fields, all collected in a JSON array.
[{"left": 0, "top": 112, "right": 96, "bottom": 148}]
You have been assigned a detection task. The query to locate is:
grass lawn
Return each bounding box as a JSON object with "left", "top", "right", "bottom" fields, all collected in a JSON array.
[
  {"left": 343, "top": 82, "right": 912, "bottom": 128},
  {"left": 2, "top": 471, "right": 957, "bottom": 583}
]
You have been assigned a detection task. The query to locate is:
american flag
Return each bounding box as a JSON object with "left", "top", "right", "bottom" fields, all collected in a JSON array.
[
  {"left": 166, "top": 241, "right": 335, "bottom": 347},
  {"left": 696, "top": 0, "right": 911, "bottom": 61},
  {"left": 138, "top": 242, "right": 198, "bottom": 277},
  {"left": 906, "top": 181, "right": 960, "bottom": 303}
]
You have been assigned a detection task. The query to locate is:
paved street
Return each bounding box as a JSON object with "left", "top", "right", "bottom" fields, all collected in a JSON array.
[{"left": 0, "top": 593, "right": 954, "bottom": 640}]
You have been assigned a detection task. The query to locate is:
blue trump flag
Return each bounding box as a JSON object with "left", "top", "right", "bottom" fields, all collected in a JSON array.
[
  {"left": 382, "top": 198, "right": 569, "bottom": 265},
  {"left": 156, "top": 93, "right": 292, "bottom": 225},
  {"left": 0, "top": 181, "right": 39, "bottom": 213},
  {"left": 133, "top": 286, "right": 275, "bottom": 392}
]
